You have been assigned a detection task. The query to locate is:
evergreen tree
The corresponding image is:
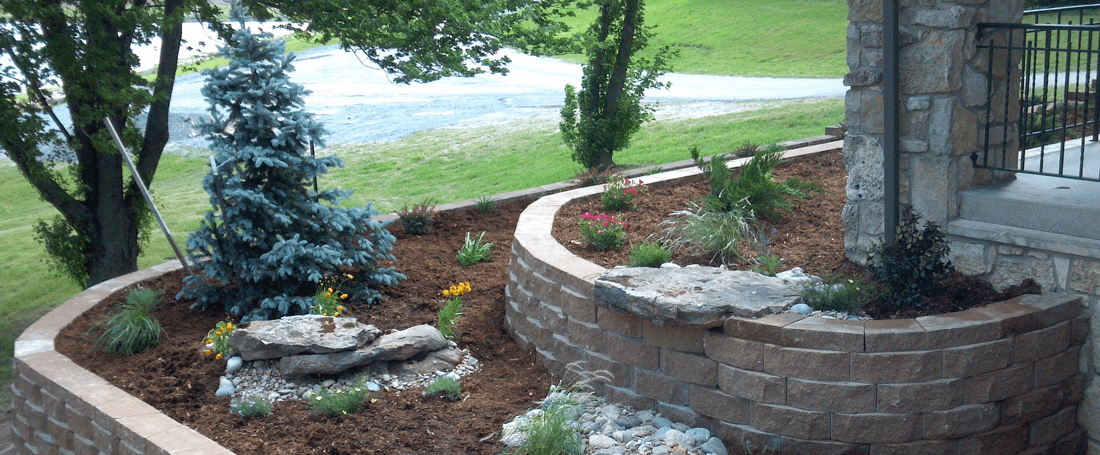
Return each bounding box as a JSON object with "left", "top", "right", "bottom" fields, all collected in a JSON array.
[
  {"left": 180, "top": 14, "right": 403, "bottom": 322},
  {"left": 560, "top": 0, "right": 674, "bottom": 172}
]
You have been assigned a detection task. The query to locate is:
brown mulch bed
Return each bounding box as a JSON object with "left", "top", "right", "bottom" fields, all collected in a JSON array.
[{"left": 54, "top": 148, "right": 1040, "bottom": 455}]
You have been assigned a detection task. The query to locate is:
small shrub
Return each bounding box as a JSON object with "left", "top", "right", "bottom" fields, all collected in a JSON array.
[
  {"left": 573, "top": 168, "right": 615, "bottom": 186},
  {"left": 97, "top": 288, "right": 165, "bottom": 357},
  {"left": 310, "top": 274, "right": 352, "bottom": 317},
  {"left": 456, "top": 231, "right": 493, "bottom": 267},
  {"left": 202, "top": 318, "right": 236, "bottom": 360},
  {"left": 307, "top": 381, "right": 372, "bottom": 415},
  {"left": 475, "top": 196, "right": 495, "bottom": 213},
  {"left": 628, "top": 241, "right": 672, "bottom": 267},
  {"left": 230, "top": 396, "right": 273, "bottom": 418},
  {"left": 692, "top": 145, "right": 822, "bottom": 222},
  {"left": 661, "top": 203, "right": 753, "bottom": 264},
  {"left": 424, "top": 376, "right": 461, "bottom": 401},
  {"left": 577, "top": 213, "right": 628, "bottom": 251},
  {"left": 733, "top": 140, "right": 764, "bottom": 158},
  {"left": 802, "top": 277, "right": 880, "bottom": 313},
  {"left": 868, "top": 206, "right": 954, "bottom": 310},
  {"left": 600, "top": 174, "right": 648, "bottom": 211},
  {"left": 438, "top": 282, "right": 471, "bottom": 339},
  {"left": 398, "top": 198, "right": 437, "bottom": 235}
]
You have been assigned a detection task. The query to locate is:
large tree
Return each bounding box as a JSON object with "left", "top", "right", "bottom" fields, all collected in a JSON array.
[
  {"left": 0, "top": 0, "right": 574, "bottom": 287},
  {"left": 560, "top": 0, "right": 673, "bottom": 172}
]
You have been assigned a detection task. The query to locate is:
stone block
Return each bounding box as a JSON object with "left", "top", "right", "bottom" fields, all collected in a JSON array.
[
  {"left": 961, "top": 362, "right": 1034, "bottom": 403},
  {"left": 780, "top": 437, "right": 870, "bottom": 455},
  {"left": 1030, "top": 406, "right": 1078, "bottom": 447},
  {"left": 848, "top": 0, "right": 883, "bottom": 22},
  {"left": 539, "top": 301, "right": 567, "bottom": 334},
  {"left": 844, "top": 134, "right": 884, "bottom": 202},
  {"left": 1070, "top": 315, "right": 1089, "bottom": 346},
  {"left": 750, "top": 403, "right": 830, "bottom": 440},
  {"left": 900, "top": 30, "right": 965, "bottom": 95},
  {"left": 566, "top": 318, "right": 606, "bottom": 352},
  {"left": 1001, "top": 384, "right": 1063, "bottom": 426},
  {"left": 923, "top": 404, "right": 999, "bottom": 439},
  {"left": 969, "top": 300, "right": 1042, "bottom": 338},
  {"left": 1014, "top": 294, "right": 1082, "bottom": 328},
  {"left": 606, "top": 332, "right": 659, "bottom": 369},
  {"left": 909, "top": 153, "right": 953, "bottom": 225},
  {"left": 704, "top": 331, "right": 763, "bottom": 371},
  {"left": 764, "top": 344, "right": 850, "bottom": 382},
  {"left": 783, "top": 317, "right": 865, "bottom": 352},
  {"left": 864, "top": 319, "right": 927, "bottom": 352},
  {"left": 559, "top": 286, "right": 596, "bottom": 323},
  {"left": 603, "top": 384, "right": 654, "bottom": 411},
  {"left": 850, "top": 351, "right": 941, "bottom": 383},
  {"left": 951, "top": 241, "right": 993, "bottom": 276},
  {"left": 655, "top": 402, "right": 707, "bottom": 429},
  {"left": 942, "top": 338, "right": 1013, "bottom": 378},
  {"left": 583, "top": 351, "right": 633, "bottom": 388},
  {"left": 916, "top": 309, "right": 1000, "bottom": 349},
  {"left": 714, "top": 422, "right": 781, "bottom": 454},
  {"left": 597, "top": 306, "right": 641, "bottom": 338},
  {"left": 1015, "top": 320, "right": 1070, "bottom": 363},
  {"left": 634, "top": 368, "right": 688, "bottom": 406},
  {"left": 1034, "top": 346, "right": 1081, "bottom": 388},
  {"left": 723, "top": 313, "right": 805, "bottom": 346},
  {"left": 877, "top": 379, "right": 961, "bottom": 413},
  {"left": 990, "top": 255, "right": 1056, "bottom": 293},
  {"left": 641, "top": 320, "right": 705, "bottom": 354},
  {"left": 831, "top": 412, "right": 922, "bottom": 444},
  {"left": 688, "top": 384, "right": 750, "bottom": 424},
  {"left": 869, "top": 440, "right": 959, "bottom": 455},
  {"left": 1070, "top": 260, "right": 1100, "bottom": 295},
  {"left": 1062, "top": 373, "right": 1087, "bottom": 407},
  {"left": 718, "top": 364, "right": 786, "bottom": 404},
  {"left": 661, "top": 348, "right": 717, "bottom": 386},
  {"left": 786, "top": 378, "right": 875, "bottom": 413},
  {"left": 912, "top": 5, "right": 975, "bottom": 29}
]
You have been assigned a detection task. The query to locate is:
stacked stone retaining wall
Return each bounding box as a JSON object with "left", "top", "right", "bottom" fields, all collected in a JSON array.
[{"left": 506, "top": 144, "right": 1089, "bottom": 453}]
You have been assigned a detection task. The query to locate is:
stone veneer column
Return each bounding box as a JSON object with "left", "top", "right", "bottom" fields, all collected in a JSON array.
[{"left": 842, "top": 0, "right": 1025, "bottom": 263}]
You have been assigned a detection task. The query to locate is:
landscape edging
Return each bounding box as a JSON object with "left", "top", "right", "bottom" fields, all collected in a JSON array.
[{"left": 504, "top": 141, "right": 1090, "bottom": 453}]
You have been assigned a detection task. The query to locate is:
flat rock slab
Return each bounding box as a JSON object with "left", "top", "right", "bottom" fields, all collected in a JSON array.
[
  {"left": 594, "top": 267, "right": 804, "bottom": 327},
  {"left": 279, "top": 324, "right": 450, "bottom": 375},
  {"left": 230, "top": 315, "right": 381, "bottom": 361}
]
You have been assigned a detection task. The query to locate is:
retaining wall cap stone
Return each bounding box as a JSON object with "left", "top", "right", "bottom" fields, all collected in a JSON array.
[{"left": 594, "top": 267, "right": 803, "bottom": 327}]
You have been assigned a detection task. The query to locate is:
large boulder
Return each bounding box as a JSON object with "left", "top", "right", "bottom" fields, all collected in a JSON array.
[
  {"left": 279, "top": 324, "right": 451, "bottom": 375},
  {"left": 594, "top": 267, "right": 804, "bottom": 327},
  {"left": 229, "top": 315, "right": 381, "bottom": 361}
]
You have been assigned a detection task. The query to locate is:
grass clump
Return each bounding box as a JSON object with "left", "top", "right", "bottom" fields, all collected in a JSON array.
[
  {"left": 475, "top": 196, "right": 495, "bottom": 213},
  {"left": 97, "top": 288, "right": 166, "bottom": 357},
  {"left": 457, "top": 231, "right": 493, "bottom": 267},
  {"left": 661, "top": 203, "right": 754, "bottom": 264},
  {"left": 397, "top": 198, "right": 437, "bottom": 235},
  {"left": 693, "top": 145, "right": 821, "bottom": 222},
  {"left": 628, "top": 241, "right": 672, "bottom": 267},
  {"left": 424, "top": 376, "right": 461, "bottom": 401},
  {"left": 802, "top": 277, "right": 880, "bottom": 313},
  {"left": 230, "top": 396, "right": 273, "bottom": 418},
  {"left": 307, "top": 377, "right": 373, "bottom": 415}
]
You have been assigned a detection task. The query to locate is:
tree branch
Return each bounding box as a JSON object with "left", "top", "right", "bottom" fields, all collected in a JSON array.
[{"left": 136, "top": 0, "right": 185, "bottom": 186}]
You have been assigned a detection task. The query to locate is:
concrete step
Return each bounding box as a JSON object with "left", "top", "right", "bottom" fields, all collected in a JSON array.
[{"left": 958, "top": 173, "right": 1100, "bottom": 241}]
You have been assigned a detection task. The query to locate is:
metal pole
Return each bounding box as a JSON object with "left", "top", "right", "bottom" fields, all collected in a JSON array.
[
  {"left": 883, "top": 0, "right": 900, "bottom": 247},
  {"left": 102, "top": 118, "right": 193, "bottom": 275}
]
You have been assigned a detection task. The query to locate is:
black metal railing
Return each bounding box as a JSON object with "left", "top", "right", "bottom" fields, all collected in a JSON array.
[{"left": 975, "top": 4, "right": 1100, "bottom": 182}]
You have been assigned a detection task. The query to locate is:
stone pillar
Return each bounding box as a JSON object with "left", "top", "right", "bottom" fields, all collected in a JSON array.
[{"left": 842, "top": 0, "right": 1025, "bottom": 263}]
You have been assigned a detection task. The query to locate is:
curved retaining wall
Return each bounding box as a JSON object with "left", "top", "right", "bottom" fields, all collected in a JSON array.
[{"left": 505, "top": 144, "right": 1090, "bottom": 453}]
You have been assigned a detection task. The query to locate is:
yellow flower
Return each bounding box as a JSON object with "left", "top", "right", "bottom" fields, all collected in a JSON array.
[
  {"left": 337, "top": 306, "right": 344, "bottom": 312},
  {"left": 442, "top": 289, "right": 451, "bottom": 298},
  {"left": 334, "top": 312, "right": 341, "bottom": 317},
  {"left": 215, "top": 353, "right": 223, "bottom": 360},
  {"left": 204, "top": 339, "right": 212, "bottom": 345},
  {"left": 204, "top": 349, "right": 213, "bottom": 356},
  {"left": 346, "top": 274, "right": 354, "bottom": 280},
  {"left": 340, "top": 293, "right": 348, "bottom": 299},
  {"left": 325, "top": 292, "right": 332, "bottom": 299}
]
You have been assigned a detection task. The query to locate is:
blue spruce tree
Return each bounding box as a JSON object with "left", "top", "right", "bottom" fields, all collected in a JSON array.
[{"left": 180, "top": 14, "right": 404, "bottom": 322}]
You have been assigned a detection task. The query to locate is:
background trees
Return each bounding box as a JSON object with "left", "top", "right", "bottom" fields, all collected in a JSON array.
[
  {"left": 560, "top": 0, "right": 674, "bottom": 172},
  {"left": 0, "top": 0, "right": 574, "bottom": 288}
]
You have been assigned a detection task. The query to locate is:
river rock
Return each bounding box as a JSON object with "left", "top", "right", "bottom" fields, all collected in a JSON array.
[
  {"left": 215, "top": 376, "right": 235, "bottom": 397},
  {"left": 594, "top": 267, "right": 804, "bottom": 327},
  {"left": 229, "top": 315, "right": 380, "bottom": 361},
  {"left": 278, "top": 324, "right": 450, "bottom": 375},
  {"left": 389, "top": 346, "right": 464, "bottom": 376}
]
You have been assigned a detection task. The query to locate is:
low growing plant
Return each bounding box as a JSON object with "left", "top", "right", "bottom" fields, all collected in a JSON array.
[
  {"left": 661, "top": 203, "right": 753, "bottom": 264},
  {"left": 424, "top": 376, "right": 461, "bottom": 401},
  {"left": 692, "top": 145, "right": 821, "bottom": 222},
  {"left": 398, "top": 198, "right": 437, "bottom": 235},
  {"left": 868, "top": 206, "right": 954, "bottom": 310},
  {"left": 628, "top": 241, "right": 672, "bottom": 267},
  {"left": 310, "top": 274, "right": 352, "bottom": 317},
  {"left": 802, "top": 277, "right": 880, "bottom": 313},
  {"left": 457, "top": 231, "right": 493, "bottom": 267},
  {"left": 751, "top": 228, "right": 784, "bottom": 276},
  {"left": 475, "top": 196, "right": 495, "bottom": 213},
  {"left": 230, "top": 396, "right": 273, "bottom": 418},
  {"left": 601, "top": 174, "right": 648, "bottom": 211},
  {"left": 578, "top": 213, "right": 628, "bottom": 251},
  {"left": 97, "top": 288, "right": 166, "bottom": 357},
  {"left": 203, "top": 318, "right": 236, "bottom": 360},
  {"left": 307, "top": 379, "right": 372, "bottom": 415},
  {"left": 438, "top": 282, "right": 471, "bottom": 339}
]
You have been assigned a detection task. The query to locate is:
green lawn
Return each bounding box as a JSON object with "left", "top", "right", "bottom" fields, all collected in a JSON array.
[{"left": 555, "top": 0, "right": 849, "bottom": 78}]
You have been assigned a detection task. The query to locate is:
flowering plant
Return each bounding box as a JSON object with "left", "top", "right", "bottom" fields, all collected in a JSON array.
[
  {"left": 578, "top": 213, "right": 628, "bottom": 251},
  {"left": 439, "top": 282, "right": 471, "bottom": 339},
  {"left": 203, "top": 317, "right": 236, "bottom": 360},
  {"left": 601, "top": 175, "right": 648, "bottom": 211},
  {"left": 311, "top": 274, "right": 353, "bottom": 317}
]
